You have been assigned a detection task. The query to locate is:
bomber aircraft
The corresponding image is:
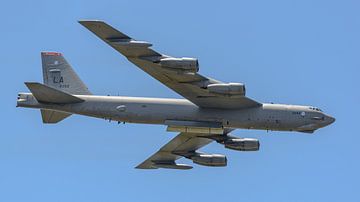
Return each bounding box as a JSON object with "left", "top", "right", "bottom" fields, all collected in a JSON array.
[{"left": 17, "top": 20, "right": 335, "bottom": 169}]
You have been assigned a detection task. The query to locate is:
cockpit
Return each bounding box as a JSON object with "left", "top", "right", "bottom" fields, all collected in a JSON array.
[{"left": 309, "top": 107, "right": 322, "bottom": 112}]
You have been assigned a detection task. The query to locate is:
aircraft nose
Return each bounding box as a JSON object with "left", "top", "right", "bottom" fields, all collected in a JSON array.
[{"left": 326, "top": 115, "right": 336, "bottom": 125}]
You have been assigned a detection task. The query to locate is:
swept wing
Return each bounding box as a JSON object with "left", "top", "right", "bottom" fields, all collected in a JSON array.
[
  {"left": 136, "top": 132, "right": 213, "bottom": 169},
  {"left": 79, "top": 20, "right": 261, "bottom": 109}
]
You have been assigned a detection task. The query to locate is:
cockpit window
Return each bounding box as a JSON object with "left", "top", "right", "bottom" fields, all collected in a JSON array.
[{"left": 309, "top": 107, "right": 322, "bottom": 112}]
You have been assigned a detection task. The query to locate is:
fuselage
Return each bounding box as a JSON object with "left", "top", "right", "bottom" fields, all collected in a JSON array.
[{"left": 17, "top": 93, "right": 335, "bottom": 133}]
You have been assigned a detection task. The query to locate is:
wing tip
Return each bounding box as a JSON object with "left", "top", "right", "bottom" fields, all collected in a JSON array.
[
  {"left": 78, "top": 19, "right": 106, "bottom": 25},
  {"left": 135, "top": 164, "right": 158, "bottom": 169}
]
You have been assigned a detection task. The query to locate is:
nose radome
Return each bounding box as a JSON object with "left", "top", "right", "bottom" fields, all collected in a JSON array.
[{"left": 327, "top": 115, "right": 336, "bottom": 125}]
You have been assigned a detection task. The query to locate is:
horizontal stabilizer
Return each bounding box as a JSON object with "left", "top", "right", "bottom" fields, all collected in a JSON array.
[
  {"left": 41, "top": 109, "right": 71, "bottom": 123},
  {"left": 25, "top": 82, "right": 84, "bottom": 104}
]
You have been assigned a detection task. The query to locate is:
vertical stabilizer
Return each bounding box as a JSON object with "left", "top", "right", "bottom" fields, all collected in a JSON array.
[{"left": 41, "top": 52, "right": 91, "bottom": 95}]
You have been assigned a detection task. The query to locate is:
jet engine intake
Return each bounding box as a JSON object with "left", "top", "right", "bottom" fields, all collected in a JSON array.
[
  {"left": 191, "top": 153, "right": 227, "bottom": 167},
  {"left": 156, "top": 57, "right": 199, "bottom": 72},
  {"left": 207, "top": 83, "right": 246, "bottom": 96},
  {"left": 224, "top": 138, "right": 259, "bottom": 151}
]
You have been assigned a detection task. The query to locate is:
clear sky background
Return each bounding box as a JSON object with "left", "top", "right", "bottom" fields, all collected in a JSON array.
[{"left": 1, "top": 0, "right": 359, "bottom": 201}]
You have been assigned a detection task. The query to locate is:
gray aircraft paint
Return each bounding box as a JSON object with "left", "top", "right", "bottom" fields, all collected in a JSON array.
[
  {"left": 17, "top": 93, "right": 334, "bottom": 133},
  {"left": 17, "top": 21, "right": 335, "bottom": 169}
]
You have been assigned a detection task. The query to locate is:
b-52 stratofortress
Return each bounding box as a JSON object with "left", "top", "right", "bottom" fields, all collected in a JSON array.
[{"left": 17, "top": 20, "right": 335, "bottom": 169}]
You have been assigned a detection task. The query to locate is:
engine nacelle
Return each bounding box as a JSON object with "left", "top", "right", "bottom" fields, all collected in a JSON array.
[
  {"left": 157, "top": 57, "right": 199, "bottom": 72},
  {"left": 191, "top": 154, "right": 227, "bottom": 167},
  {"left": 224, "top": 138, "right": 259, "bottom": 151},
  {"left": 207, "top": 83, "right": 246, "bottom": 96}
]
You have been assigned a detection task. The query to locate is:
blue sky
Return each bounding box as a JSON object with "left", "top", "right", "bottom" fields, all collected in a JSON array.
[{"left": 1, "top": 0, "right": 359, "bottom": 201}]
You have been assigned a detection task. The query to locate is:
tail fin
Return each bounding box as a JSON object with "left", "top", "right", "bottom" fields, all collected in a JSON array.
[
  {"left": 41, "top": 52, "right": 91, "bottom": 95},
  {"left": 25, "top": 82, "right": 85, "bottom": 124},
  {"left": 24, "top": 52, "right": 90, "bottom": 124}
]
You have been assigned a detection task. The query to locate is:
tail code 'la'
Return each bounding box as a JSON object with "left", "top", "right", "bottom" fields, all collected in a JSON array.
[{"left": 41, "top": 52, "right": 91, "bottom": 95}]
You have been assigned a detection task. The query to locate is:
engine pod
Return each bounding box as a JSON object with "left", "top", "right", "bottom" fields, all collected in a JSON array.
[
  {"left": 157, "top": 57, "right": 199, "bottom": 73},
  {"left": 191, "top": 154, "right": 227, "bottom": 167},
  {"left": 224, "top": 138, "right": 260, "bottom": 151},
  {"left": 207, "top": 83, "right": 246, "bottom": 96}
]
